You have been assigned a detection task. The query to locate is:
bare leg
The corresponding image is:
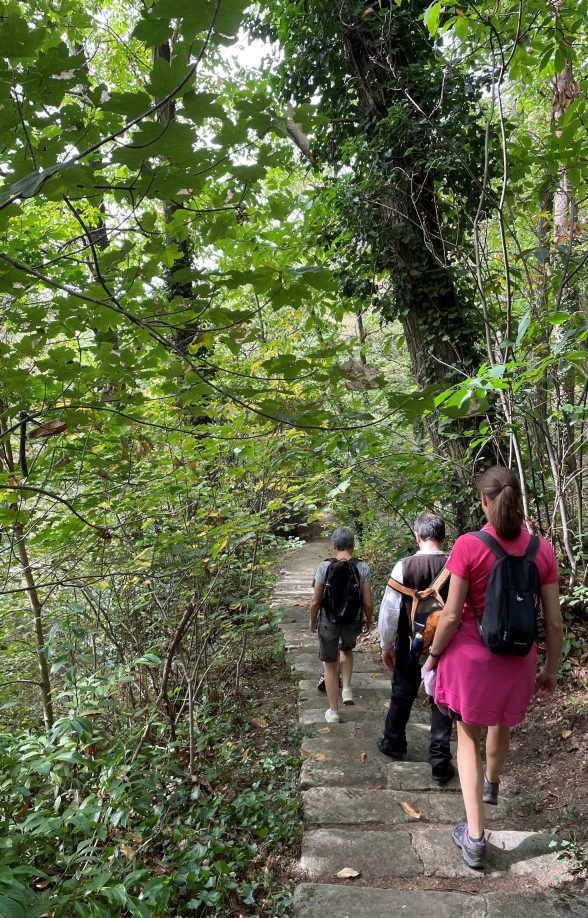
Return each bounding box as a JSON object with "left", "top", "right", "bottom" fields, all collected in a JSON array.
[
  {"left": 485, "top": 724, "right": 510, "bottom": 782},
  {"left": 339, "top": 649, "right": 353, "bottom": 688},
  {"left": 324, "top": 661, "right": 339, "bottom": 711},
  {"left": 456, "top": 721, "right": 484, "bottom": 838}
]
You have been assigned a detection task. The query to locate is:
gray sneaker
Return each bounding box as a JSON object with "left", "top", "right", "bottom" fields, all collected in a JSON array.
[
  {"left": 483, "top": 775, "right": 499, "bottom": 805},
  {"left": 452, "top": 822, "right": 486, "bottom": 870}
]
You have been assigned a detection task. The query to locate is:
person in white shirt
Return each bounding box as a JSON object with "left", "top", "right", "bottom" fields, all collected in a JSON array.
[{"left": 377, "top": 513, "right": 454, "bottom": 784}]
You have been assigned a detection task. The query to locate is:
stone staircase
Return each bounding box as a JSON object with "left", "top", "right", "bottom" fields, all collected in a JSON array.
[{"left": 273, "top": 540, "right": 588, "bottom": 918}]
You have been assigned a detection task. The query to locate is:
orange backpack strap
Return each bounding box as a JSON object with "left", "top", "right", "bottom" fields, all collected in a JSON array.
[
  {"left": 387, "top": 577, "right": 415, "bottom": 599},
  {"left": 429, "top": 566, "right": 450, "bottom": 594}
]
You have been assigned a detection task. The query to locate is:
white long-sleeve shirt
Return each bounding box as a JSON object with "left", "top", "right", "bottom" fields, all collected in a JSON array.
[{"left": 378, "top": 550, "right": 446, "bottom": 650}]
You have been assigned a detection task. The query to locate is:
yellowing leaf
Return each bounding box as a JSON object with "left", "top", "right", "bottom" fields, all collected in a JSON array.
[
  {"left": 252, "top": 716, "right": 268, "bottom": 728},
  {"left": 314, "top": 753, "right": 332, "bottom": 762},
  {"left": 336, "top": 867, "right": 361, "bottom": 879},
  {"left": 120, "top": 844, "right": 138, "bottom": 860},
  {"left": 562, "top": 729, "right": 573, "bottom": 739}
]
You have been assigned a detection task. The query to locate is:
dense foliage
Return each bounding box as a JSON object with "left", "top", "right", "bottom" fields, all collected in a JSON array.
[{"left": 0, "top": 0, "right": 587, "bottom": 911}]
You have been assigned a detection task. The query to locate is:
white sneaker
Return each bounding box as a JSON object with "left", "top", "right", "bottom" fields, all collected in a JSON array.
[
  {"left": 325, "top": 708, "right": 340, "bottom": 724},
  {"left": 342, "top": 686, "right": 354, "bottom": 705}
]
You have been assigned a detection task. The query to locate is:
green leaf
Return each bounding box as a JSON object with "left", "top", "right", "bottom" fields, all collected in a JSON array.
[
  {"left": 0, "top": 895, "right": 26, "bottom": 918},
  {"left": 454, "top": 14, "right": 468, "bottom": 42},
  {"left": 546, "top": 312, "right": 570, "bottom": 325},
  {"left": 424, "top": 1, "right": 442, "bottom": 37},
  {"left": 182, "top": 91, "right": 225, "bottom": 122},
  {"left": 132, "top": 16, "right": 173, "bottom": 45},
  {"left": 146, "top": 57, "right": 194, "bottom": 98},
  {"left": 101, "top": 91, "right": 153, "bottom": 120},
  {"left": 0, "top": 162, "right": 66, "bottom": 207}
]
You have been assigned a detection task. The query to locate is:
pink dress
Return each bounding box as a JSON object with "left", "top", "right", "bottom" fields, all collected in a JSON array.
[{"left": 434, "top": 523, "right": 558, "bottom": 726}]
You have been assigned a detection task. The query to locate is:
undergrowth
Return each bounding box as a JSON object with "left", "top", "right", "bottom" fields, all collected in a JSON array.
[{"left": 0, "top": 652, "right": 303, "bottom": 917}]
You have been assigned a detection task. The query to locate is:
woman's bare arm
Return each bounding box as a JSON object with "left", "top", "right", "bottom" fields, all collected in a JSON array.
[
  {"left": 535, "top": 582, "right": 563, "bottom": 697},
  {"left": 423, "top": 575, "right": 469, "bottom": 670}
]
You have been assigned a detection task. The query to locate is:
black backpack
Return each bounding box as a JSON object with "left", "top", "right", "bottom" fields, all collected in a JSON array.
[
  {"left": 472, "top": 531, "right": 541, "bottom": 656},
  {"left": 321, "top": 558, "right": 363, "bottom": 624}
]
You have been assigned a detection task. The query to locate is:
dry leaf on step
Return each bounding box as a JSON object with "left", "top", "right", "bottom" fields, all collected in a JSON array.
[
  {"left": 317, "top": 727, "right": 331, "bottom": 734},
  {"left": 336, "top": 867, "right": 361, "bottom": 879},
  {"left": 368, "top": 785, "right": 385, "bottom": 791},
  {"left": 314, "top": 753, "right": 332, "bottom": 762},
  {"left": 359, "top": 752, "right": 368, "bottom": 764},
  {"left": 399, "top": 801, "right": 421, "bottom": 820}
]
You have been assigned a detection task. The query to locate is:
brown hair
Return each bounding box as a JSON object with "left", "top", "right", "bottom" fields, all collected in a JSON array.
[{"left": 476, "top": 466, "right": 524, "bottom": 539}]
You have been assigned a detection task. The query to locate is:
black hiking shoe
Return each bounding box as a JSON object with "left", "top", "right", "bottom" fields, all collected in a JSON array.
[
  {"left": 377, "top": 737, "right": 405, "bottom": 760},
  {"left": 432, "top": 763, "right": 456, "bottom": 785},
  {"left": 316, "top": 674, "right": 342, "bottom": 693}
]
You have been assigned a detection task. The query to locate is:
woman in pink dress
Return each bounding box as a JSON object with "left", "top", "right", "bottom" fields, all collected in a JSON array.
[{"left": 423, "top": 466, "right": 563, "bottom": 869}]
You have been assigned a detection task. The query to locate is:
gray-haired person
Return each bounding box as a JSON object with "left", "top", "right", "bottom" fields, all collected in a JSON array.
[
  {"left": 377, "top": 513, "right": 454, "bottom": 783},
  {"left": 309, "top": 527, "right": 373, "bottom": 723}
]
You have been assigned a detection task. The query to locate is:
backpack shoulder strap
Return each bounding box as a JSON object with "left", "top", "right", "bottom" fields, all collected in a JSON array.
[
  {"left": 387, "top": 577, "right": 416, "bottom": 598},
  {"left": 524, "top": 535, "right": 540, "bottom": 563},
  {"left": 348, "top": 557, "right": 362, "bottom": 587},
  {"left": 471, "top": 530, "right": 508, "bottom": 559},
  {"left": 428, "top": 566, "right": 450, "bottom": 593}
]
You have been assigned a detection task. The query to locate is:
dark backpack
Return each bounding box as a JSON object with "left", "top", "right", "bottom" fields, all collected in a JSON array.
[
  {"left": 472, "top": 531, "right": 541, "bottom": 656},
  {"left": 321, "top": 558, "right": 363, "bottom": 623}
]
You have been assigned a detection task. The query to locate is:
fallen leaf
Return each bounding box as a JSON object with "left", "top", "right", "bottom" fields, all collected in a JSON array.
[
  {"left": 561, "top": 729, "right": 573, "bottom": 739},
  {"left": 359, "top": 752, "right": 368, "bottom": 764},
  {"left": 399, "top": 801, "right": 421, "bottom": 820},
  {"left": 314, "top": 753, "right": 332, "bottom": 762},
  {"left": 368, "top": 785, "right": 385, "bottom": 791},
  {"left": 252, "top": 716, "right": 268, "bottom": 728},
  {"left": 317, "top": 727, "right": 331, "bottom": 734},
  {"left": 336, "top": 867, "right": 361, "bottom": 879}
]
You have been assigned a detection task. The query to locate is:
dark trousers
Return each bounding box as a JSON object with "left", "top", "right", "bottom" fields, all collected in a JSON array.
[{"left": 383, "top": 642, "right": 453, "bottom": 776}]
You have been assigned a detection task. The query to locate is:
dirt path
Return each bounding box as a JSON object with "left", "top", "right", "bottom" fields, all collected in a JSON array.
[{"left": 273, "top": 541, "right": 588, "bottom": 917}]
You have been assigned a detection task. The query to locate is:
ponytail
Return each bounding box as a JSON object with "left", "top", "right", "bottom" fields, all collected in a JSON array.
[{"left": 476, "top": 467, "right": 524, "bottom": 539}]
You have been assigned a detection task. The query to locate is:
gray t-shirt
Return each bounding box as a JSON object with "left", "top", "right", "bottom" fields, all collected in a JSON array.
[{"left": 314, "top": 558, "right": 370, "bottom": 585}]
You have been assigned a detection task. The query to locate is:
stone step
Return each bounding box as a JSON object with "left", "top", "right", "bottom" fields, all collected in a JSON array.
[
  {"left": 300, "top": 827, "right": 565, "bottom": 883},
  {"left": 293, "top": 886, "right": 588, "bottom": 918},
  {"left": 300, "top": 758, "right": 462, "bottom": 791},
  {"left": 301, "top": 722, "right": 453, "bottom": 761},
  {"left": 289, "top": 655, "right": 382, "bottom": 675},
  {"left": 299, "top": 707, "right": 430, "bottom": 728},
  {"left": 299, "top": 686, "right": 390, "bottom": 710},
  {"left": 297, "top": 675, "right": 391, "bottom": 691},
  {"left": 303, "top": 787, "right": 511, "bottom": 826}
]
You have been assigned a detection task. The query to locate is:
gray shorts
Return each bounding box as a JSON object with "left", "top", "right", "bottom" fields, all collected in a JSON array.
[{"left": 317, "top": 612, "right": 362, "bottom": 663}]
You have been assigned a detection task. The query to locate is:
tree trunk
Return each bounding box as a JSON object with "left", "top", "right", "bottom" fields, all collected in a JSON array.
[{"left": 14, "top": 524, "right": 54, "bottom": 730}]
